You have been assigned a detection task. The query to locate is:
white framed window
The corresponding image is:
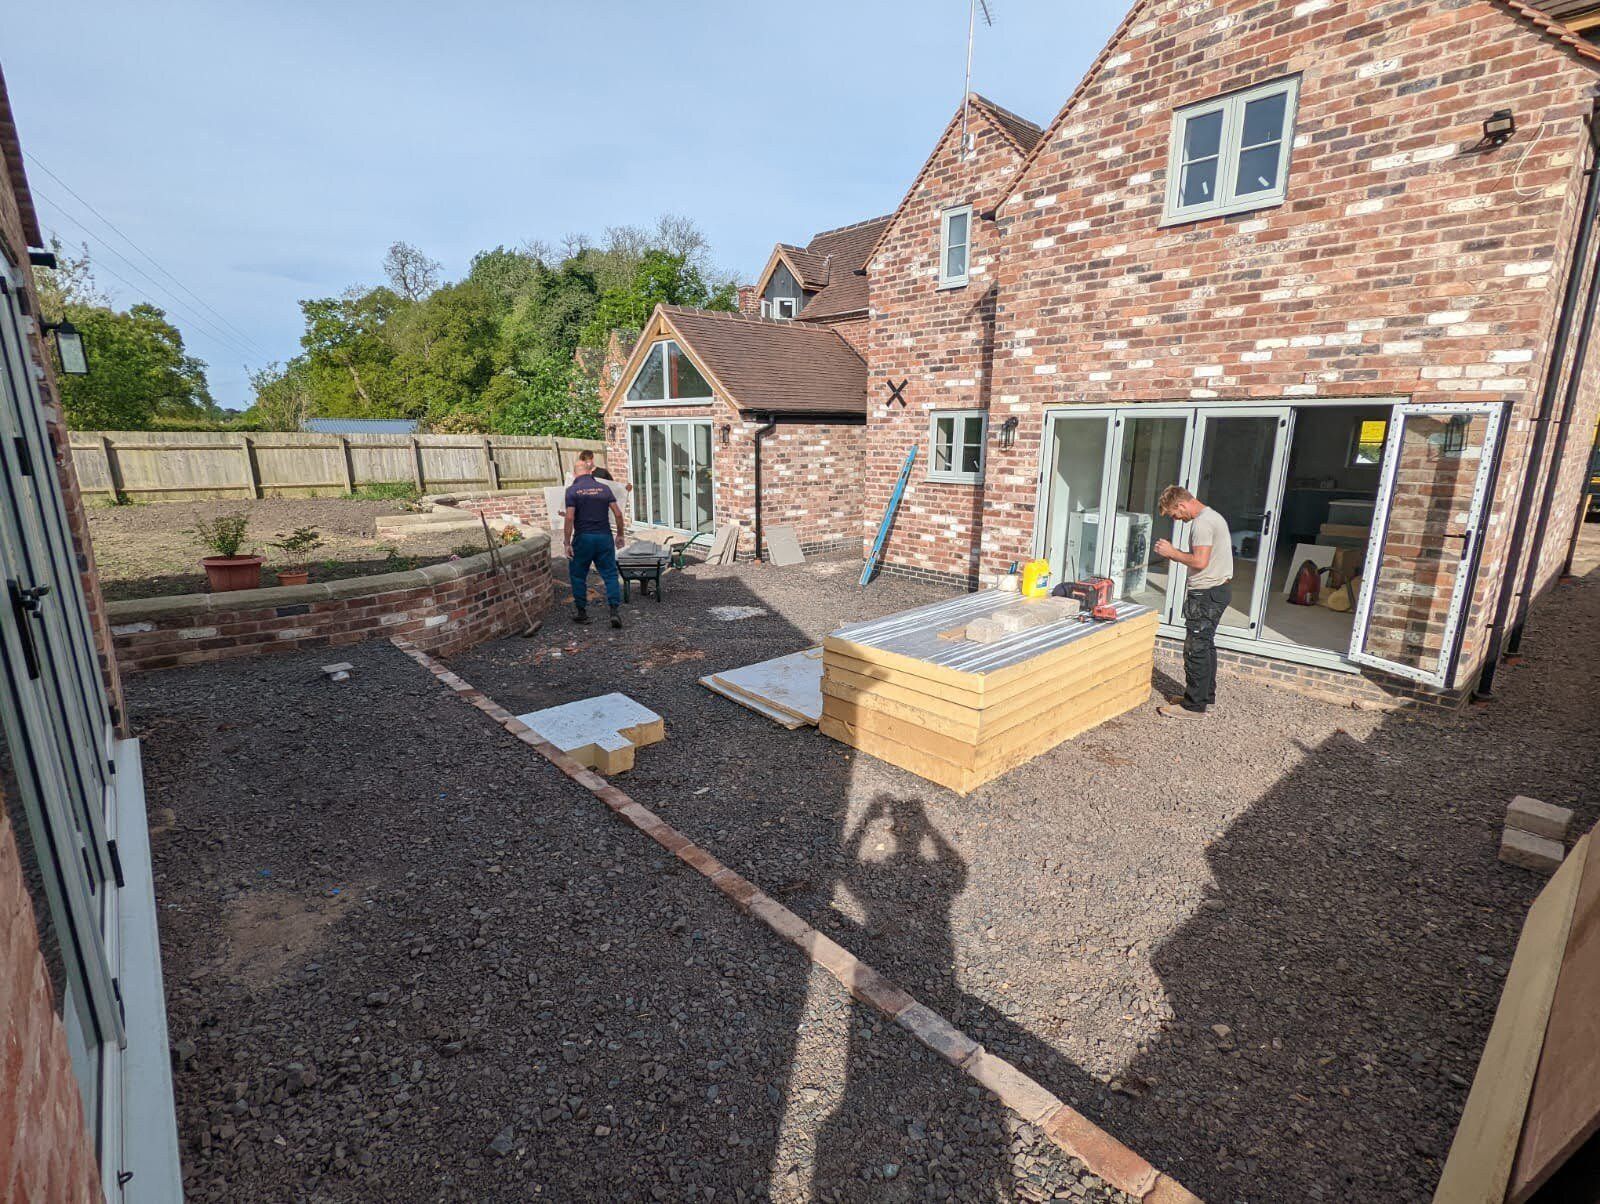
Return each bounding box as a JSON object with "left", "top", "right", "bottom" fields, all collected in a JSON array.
[
  {"left": 771, "top": 296, "right": 799, "bottom": 320},
  {"left": 623, "top": 340, "right": 714, "bottom": 406},
  {"left": 938, "top": 205, "right": 972, "bottom": 289},
  {"left": 1348, "top": 417, "right": 1387, "bottom": 466},
  {"left": 1161, "top": 76, "right": 1300, "bottom": 225},
  {"left": 760, "top": 299, "right": 771, "bottom": 318},
  {"left": 929, "top": 409, "right": 987, "bottom": 483}
]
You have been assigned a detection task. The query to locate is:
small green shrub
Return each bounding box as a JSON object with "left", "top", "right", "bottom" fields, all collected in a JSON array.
[
  {"left": 453, "top": 542, "right": 486, "bottom": 559},
  {"left": 190, "top": 512, "right": 253, "bottom": 558},
  {"left": 351, "top": 481, "right": 420, "bottom": 502},
  {"left": 270, "top": 527, "right": 325, "bottom": 566}
]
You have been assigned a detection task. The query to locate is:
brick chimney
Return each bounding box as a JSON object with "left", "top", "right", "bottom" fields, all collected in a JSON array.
[{"left": 737, "top": 284, "right": 759, "bottom": 316}]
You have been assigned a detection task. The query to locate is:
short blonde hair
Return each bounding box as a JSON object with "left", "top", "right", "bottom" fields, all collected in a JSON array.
[{"left": 1157, "top": 485, "right": 1194, "bottom": 515}]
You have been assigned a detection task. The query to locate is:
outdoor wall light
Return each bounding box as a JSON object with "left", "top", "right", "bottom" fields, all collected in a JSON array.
[
  {"left": 606, "top": 423, "right": 616, "bottom": 440},
  {"left": 999, "top": 416, "right": 1019, "bottom": 450},
  {"left": 45, "top": 320, "right": 89, "bottom": 376},
  {"left": 1483, "top": 109, "right": 1516, "bottom": 146},
  {"left": 719, "top": 424, "right": 731, "bottom": 445}
]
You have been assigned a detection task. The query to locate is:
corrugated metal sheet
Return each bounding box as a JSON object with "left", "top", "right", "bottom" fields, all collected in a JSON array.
[{"left": 301, "top": 418, "right": 420, "bottom": 435}]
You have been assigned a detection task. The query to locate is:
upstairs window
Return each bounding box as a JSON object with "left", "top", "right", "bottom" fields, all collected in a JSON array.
[
  {"left": 929, "top": 409, "right": 987, "bottom": 483},
  {"left": 1162, "top": 76, "right": 1299, "bottom": 225},
  {"left": 763, "top": 296, "right": 799, "bottom": 320},
  {"left": 625, "top": 340, "right": 714, "bottom": 405},
  {"left": 939, "top": 205, "right": 972, "bottom": 288}
]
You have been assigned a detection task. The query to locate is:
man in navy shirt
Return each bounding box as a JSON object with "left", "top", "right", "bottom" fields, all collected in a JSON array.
[{"left": 563, "top": 450, "right": 626, "bottom": 627}]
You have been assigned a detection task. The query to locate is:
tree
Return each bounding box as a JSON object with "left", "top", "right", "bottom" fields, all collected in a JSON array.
[
  {"left": 55, "top": 303, "right": 216, "bottom": 429},
  {"left": 245, "top": 359, "right": 314, "bottom": 431},
  {"left": 299, "top": 288, "right": 402, "bottom": 415},
  {"left": 33, "top": 238, "right": 105, "bottom": 324},
  {"left": 581, "top": 249, "right": 736, "bottom": 349},
  {"left": 382, "top": 241, "right": 441, "bottom": 302}
]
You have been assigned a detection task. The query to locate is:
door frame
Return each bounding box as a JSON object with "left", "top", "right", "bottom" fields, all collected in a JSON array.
[
  {"left": 625, "top": 417, "right": 716, "bottom": 534},
  {"left": 1346, "top": 400, "right": 1505, "bottom": 688},
  {"left": 1105, "top": 406, "right": 1196, "bottom": 624},
  {"left": 1031, "top": 407, "right": 1119, "bottom": 583}
]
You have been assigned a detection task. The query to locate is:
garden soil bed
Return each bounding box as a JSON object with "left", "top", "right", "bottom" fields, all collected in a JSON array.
[{"left": 88, "top": 496, "right": 477, "bottom": 601}]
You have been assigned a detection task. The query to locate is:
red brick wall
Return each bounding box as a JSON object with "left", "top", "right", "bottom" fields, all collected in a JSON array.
[
  {"left": 867, "top": 0, "right": 1600, "bottom": 690},
  {"left": 604, "top": 397, "right": 864, "bottom": 557},
  {"left": 0, "top": 797, "right": 104, "bottom": 1204},
  {"left": 107, "top": 536, "right": 553, "bottom": 673},
  {"left": 863, "top": 106, "right": 1029, "bottom": 583},
  {"left": 812, "top": 314, "right": 869, "bottom": 356}
]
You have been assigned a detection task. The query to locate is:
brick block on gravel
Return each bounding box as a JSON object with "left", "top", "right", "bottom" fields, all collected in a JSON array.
[
  {"left": 798, "top": 929, "right": 862, "bottom": 980},
  {"left": 748, "top": 897, "right": 811, "bottom": 945},
  {"left": 616, "top": 803, "right": 663, "bottom": 833},
  {"left": 1039, "top": 1105, "right": 1158, "bottom": 1198},
  {"left": 1506, "top": 795, "right": 1573, "bottom": 842},
  {"left": 963, "top": 1050, "right": 1063, "bottom": 1125},
  {"left": 675, "top": 843, "right": 726, "bottom": 877},
  {"left": 709, "top": 869, "right": 762, "bottom": 910},
  {"left": 895, "top": 1002, "right": 980, "bottom": 1066},
  {"left": 1499, "top": 827, "right": 1566, "bottom": 873},
  {"left": 843, "top": 964, "right": 916, "bottom": 1019}
]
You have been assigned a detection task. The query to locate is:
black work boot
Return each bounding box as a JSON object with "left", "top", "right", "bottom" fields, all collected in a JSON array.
[
  {"left": 572, "top": 606, "right": 589, "bottom": 625},
  {"left": 609, "top": 605, "right": 623, "bottom": 629}
]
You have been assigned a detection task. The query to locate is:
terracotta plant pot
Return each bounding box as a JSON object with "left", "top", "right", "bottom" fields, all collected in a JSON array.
[
  {"left": 275, "top": 569, "right": 310, "bottom": 587},
  {"left": 201, "top": 555, "right": 265, "bottom": 593}
]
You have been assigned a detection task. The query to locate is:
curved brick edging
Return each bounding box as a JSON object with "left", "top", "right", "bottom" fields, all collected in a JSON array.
[
  {"left": 392, "top": 637, "right": 1204, "bottom": 1204},
  {"left": 424, "top": 489, "right": 548, "bottom": 528},
  {"left": 106, "top": 535, "right": 552, "bottom": 674}
]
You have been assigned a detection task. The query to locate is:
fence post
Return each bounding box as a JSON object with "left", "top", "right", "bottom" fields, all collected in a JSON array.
[
  {"left": 481, "top": 437, "right": 500, "bottom": 491},
  {"left": 338, "top": 437, "right": 355, "bottom": 494},
  {"left": 238, "top": 435, "right": 262, "bottom": 499},
  {"left": 410, "top": 437, "right": 425, "bottom": 492},
  {"left": 98, "top": 434, "right": 125, "bottom": 503}
]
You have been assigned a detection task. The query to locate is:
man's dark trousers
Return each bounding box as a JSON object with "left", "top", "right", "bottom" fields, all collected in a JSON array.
[
  {"left": 1181, "top": 584, "right": 1230, "bottom": 712},
  {"left": 569, "top": 531, "right": 621, "bottom": 612}
]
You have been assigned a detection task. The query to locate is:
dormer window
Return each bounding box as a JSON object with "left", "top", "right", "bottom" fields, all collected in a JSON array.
[
  {"left": 761, "top": 296, "right": 800, "bottom": 320},
  {"left": 1161, "top": 76, "right": 1300, "bottom": 225},
  {"left": 625, "top": 340, "right": 714, "bottom": 405}
]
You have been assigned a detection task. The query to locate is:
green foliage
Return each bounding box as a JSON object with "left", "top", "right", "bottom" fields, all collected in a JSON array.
[
  {"left": 270, "top": 527, "right": 325, "bottom": 564},
  {"left": 240, "top": 215, "right": 736, "bottom": 439},
  {"left": 189, "top": 512, "right": 252, "bottom": 558},
  {"left": 349, "top": 481, "right": 420, "bottom": 502},
  {"left": 55, "top": 303, "right": 219, "bottom": 430}
]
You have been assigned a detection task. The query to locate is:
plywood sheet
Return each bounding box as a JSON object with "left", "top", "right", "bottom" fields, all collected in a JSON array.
[
  {"left": 766, "top": 524, "right": 805, "bottom": 566},
  {"left": 703, "top": 647, "right": 823, "bottom": 727},
  {"left": 700, "top": 676, "right": 807, "bottom": 730},
  {"left": 543, "top": 485, "right": 567, "bottom": 534},
  {"left": 707, "top": 523, "right": 741, "bottom": 565},
  {"left": 1510, "top": 828, "right": 1600, "bottom": 1201},
  {"left": 516, "top": 693, "right": 665, "bottom": 774},
  {"left": 1433, "top": 835, "right": 1587, "bottom": 1204}
]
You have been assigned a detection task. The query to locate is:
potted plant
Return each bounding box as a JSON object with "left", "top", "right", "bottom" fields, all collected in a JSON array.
[
  {"left": 190, "top": 512, "right": 263, "bottom": 592},
  {"left": 270, "top": 527, "right": 325, "bottom": 587}
]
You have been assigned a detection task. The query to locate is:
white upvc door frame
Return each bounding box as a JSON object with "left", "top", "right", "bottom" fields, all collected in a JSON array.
[
  {"left": 1104, "top": 405, "right": 1197, "bottom": 625},
  {"left": 1346, "top": 400, "right": 1505, "bottom": 688},
  {"left": 1031, "top": 407, "right": 1120, "bottom": 584},
  {"left": 625, "top": 418, "right": 715, "bottom": 534},
  {"left": 1183, "top": 405, "right": 1296, "bottom": 638}
]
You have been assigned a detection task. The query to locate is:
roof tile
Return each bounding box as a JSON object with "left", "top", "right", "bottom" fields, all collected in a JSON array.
[{"left": 661, "top": 306, "right": 865, "bottom": 416}]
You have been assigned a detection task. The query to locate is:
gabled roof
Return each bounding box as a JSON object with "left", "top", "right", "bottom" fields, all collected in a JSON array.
[
  {"left": 0, "top": 64, "right": 42, "bottom": 247},
  {"left": 1503, "top": 0, "right": 1600, "bottom": 60},
  {"left": 606, "top": 305, "right": 866, "bottom": 417},
  {"left": 796, "top": 215, "right": 892, "bottom": 321},
  {"left": 992, "top": 0, "right": 1600, "bottom": 212},
  {"left": 862, "top": 93, "right": 1041, "bottom": 272}
]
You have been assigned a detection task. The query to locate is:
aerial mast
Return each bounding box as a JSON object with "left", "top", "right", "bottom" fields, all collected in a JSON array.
[{"left": 960, "top": 0, "right": 995, "bottom": 158}]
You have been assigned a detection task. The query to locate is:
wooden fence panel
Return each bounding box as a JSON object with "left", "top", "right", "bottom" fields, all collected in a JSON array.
[{"left": 68, "top": 431, "right": 606, "bottom": 501}]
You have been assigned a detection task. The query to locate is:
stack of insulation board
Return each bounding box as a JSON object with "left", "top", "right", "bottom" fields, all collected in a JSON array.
[{"left": 821, "top": 593, "right": 1157, "bottom": 795}]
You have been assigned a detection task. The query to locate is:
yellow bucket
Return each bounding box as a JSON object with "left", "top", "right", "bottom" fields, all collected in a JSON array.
[{"left": 1019, "top": 558, "right": 1051, "bottom": 598}]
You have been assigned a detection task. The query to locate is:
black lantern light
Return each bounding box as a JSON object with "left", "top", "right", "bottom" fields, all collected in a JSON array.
[
  {"left": 719, "top": 424, "right": 731, "bottom": 445},
  {"left": 47, "top": 320, "right": 89, "bottom": 376},
  {"left": 1483, "top": 109, "right": 1516, "bottom": 147},
  {"left": 999, "top": 416, "right": 1019, "bottom": 450}
]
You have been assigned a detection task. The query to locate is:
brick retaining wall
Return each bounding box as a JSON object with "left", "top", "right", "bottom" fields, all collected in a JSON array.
[{"left": 107, "top": 534, "right": 552, "bottom": 673}]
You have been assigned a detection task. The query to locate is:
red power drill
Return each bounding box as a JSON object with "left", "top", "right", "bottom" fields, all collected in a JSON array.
[{"left": 1064, "top": 576, "right": 1118, "bottom": 621}]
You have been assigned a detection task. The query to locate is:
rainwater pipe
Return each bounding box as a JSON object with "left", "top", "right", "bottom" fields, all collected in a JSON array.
[
  {"left": 1476, "top": 97, "right": 1600, "bottom": 698},
  {"left": 752, "top": 417, "right": 777, "bottom": 561}
]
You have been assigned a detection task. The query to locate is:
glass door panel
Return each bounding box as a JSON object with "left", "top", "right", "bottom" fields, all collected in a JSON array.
[
  {"left": 1188, "top": 410, "right": 1292, "bottom": 636},
  {"left": 693, "top": 425, "right": 714, "bottom": 533},
  {"left": 1349, "top": 404, "right": 1503, "bottom": 687},
  {"left": 647, "top": 425, "right": 669, "bottom": 526},
  {"left": 1039, "top": 412, "right": 1114, "bottom": 586},
  {"left": 670, "top": 425, "right": 693, "bottom": 529},
  {"left": 629, "top": 426, "right": 647, "bottom": 523},
  {"left": 1108, "top": 412, "right": 1191, "bottom": 615}
]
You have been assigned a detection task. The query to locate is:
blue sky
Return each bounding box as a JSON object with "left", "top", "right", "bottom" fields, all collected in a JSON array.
[{"left": 7, "top": 1, "right": 1130, "bottom": 408}]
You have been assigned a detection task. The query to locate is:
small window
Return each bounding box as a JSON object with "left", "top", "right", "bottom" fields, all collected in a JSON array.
[
  {"left": 929, "top": 409, "right": 987, "bottom": 482},
  {"left": 1350, "top": 418, "right": 1387, "bottom": 466},
  {"left": 939, "top": 206, "right": 972, "bottom": 289},
  {"left": 624, "top": 340, "right": 713, "bottom": 405},
  {"left": 760, "top": 299, "right": 771, "bottom": 318},
  {"left": 1162, "top": 76, "right": 1299, "bottom": 225},
  {"left": 773, "top": 297, "right": 799, "bottom": 320}
]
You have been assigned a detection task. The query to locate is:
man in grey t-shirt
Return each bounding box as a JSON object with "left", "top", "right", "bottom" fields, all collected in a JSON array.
[{"left": 1152, "top": 486, "right": 1232, "bottom": 718}]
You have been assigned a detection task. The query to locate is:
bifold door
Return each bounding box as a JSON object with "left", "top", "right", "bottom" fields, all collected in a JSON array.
[{"left": 1347, "top": 402, "right": 1504, "bottom": 687}]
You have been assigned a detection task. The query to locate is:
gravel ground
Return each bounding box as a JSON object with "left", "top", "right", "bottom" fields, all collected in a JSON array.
[
  {"left": 440, "top": 540, "right": 1600, "bottom": 1204},
  {"left": 136, "top": 628, "right": 1132, "bottom": 1202},
  {"left": 88, "top": 496, "right": 471, "bottom": 600},
  {"left": 135, "top": 534, "right": 1600, "bottom": 1203}
]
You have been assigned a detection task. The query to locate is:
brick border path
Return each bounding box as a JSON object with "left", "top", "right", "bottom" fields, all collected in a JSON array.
[{"left": 392, "top": 637, "right": 1203, "bottom": 1203}]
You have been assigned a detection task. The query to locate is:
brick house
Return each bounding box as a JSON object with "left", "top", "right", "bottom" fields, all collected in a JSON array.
[
  {"left": 860, "top": 0, "right": 1600, "bottom": 707},
  {"left": 0, "top": 65, "right": 181, "bottom": 1200},
  {"left": 600, "top": 215, "right": 893, "bottom": 559}
]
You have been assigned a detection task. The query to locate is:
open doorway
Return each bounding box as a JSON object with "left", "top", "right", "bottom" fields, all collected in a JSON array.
[{"left": 1258, "top": 404, "right": 1389, "bottom": 654}]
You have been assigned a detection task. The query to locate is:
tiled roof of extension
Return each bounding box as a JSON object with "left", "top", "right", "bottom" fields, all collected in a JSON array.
[
  {"left": 795, "top": 215, "right": 893, "bottom": 322},
  {"left": 1506, "top": 0, "right": 1600, "bottom": 61},
  {"left": 661, "top": 306, "right": 866, "bottom": 416},
  {"left": 0, "top": 64, "right": 42, "bottom": 246},
  {"left": 969, "top": 94, "right": 1045, "bottom": 155}
]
